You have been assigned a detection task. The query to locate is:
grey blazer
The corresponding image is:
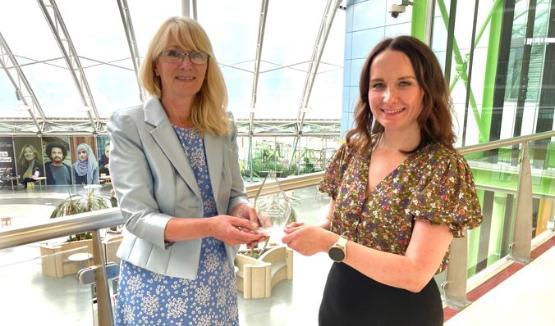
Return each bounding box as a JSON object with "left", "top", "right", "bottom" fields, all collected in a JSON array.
[{"left": 108, "top": 97, "right": 248, "bottom": 279}]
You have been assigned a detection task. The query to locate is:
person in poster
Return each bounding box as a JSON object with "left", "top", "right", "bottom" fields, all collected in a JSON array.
[
  {"left": 44, "top": 142, "right": 72, "bottom": 185},
  {"left": 98, "top": 141, "right": 110, "bottom": 176},
  {"left": 17, "top": 144, "right": 43, "bottom": 185},
  {"left": 72, "top": 143, "right": 98, "bottom": 184}
]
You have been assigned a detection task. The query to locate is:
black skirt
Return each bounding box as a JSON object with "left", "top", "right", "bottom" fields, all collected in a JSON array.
[{"left": 319, "top": 263, "right": 443, "bottom": 326}]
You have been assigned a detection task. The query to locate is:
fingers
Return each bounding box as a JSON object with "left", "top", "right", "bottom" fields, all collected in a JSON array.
[
  {"left": 281, "top": 228, "right": 299, "bottom": 244},
  {"left": 229, "top": 215, "right": 257, "bottom": 231},
  {"left": 229, "top": 216, "right": 266, "bottom": 244},
  {"left": 284, "top": 221, "right": 304, "bottom": 234},
  {"left": 230, "top": 228, "right": 265, "bottom": 245},
  {"left": 231, "top": 204, "right": 262, "bottom": 230}
]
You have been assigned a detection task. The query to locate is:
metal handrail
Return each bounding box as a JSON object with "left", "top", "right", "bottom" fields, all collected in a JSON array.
[
  {"left": 459, "top": 130, "right": 555, "bottom": 154},
  {"left": 1, "top": 131, "right": 551, "bottom": 246},
  {"left": 0, "top": 208, "right": 122, "bottom": 250},
  {"left": 245, "top": 129, "right": 555, "bottom": 196},
  {"left": 0, "top": 130, "right": 553, "bottom": 321}
]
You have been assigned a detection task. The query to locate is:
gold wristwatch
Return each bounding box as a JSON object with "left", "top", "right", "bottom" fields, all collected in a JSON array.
[{"left": 328, "top": 236, "right": 347, "bottom": 262}]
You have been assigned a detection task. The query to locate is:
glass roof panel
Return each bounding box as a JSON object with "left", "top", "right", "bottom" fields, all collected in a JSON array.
[
  {"left": 255, "top": 0, "right": 340, "bottom": 119},
  {"left": 257, "top": 68, "right": 306, "bottom": 119},
  {"left": 221, "top": 67, "right": 252, "bottom": 119},
  {"left": 198, "top": 0, "right": 260, "bottom": 119},
  {"left": 55, "top": 0, "right": 142, "bottom": 118},
  {"left": 0, "top": 68, "right": 24, "bottom": 118},
  {"left": 84, "top": 59, "right": 141, "bottom": 117},
  {"left": 0, "top": 1, "right": 66, "bottom": 61},
  {"left": 306, "top": 7, "right": 345, "bottom": 120},
  {"left": 262, "top": 0, "right": 326, "bottom": 66},
  {"left": 126, "top": 1, "right": 181, "bottom": 58},
  {"left": 305, "top": 62, "right": 343, "bottom": 120},
  {"left": 0, "top": 1, "right": 79, "bottom": 119},
  {"left": 56, "top": 0, "right": 130, "bottom": 62},
  {"left": 1, "top": 0, "right": 343, "bottom": 130},
  {"left": 21, "top": 60, "right": 85, "bottom": 118}
]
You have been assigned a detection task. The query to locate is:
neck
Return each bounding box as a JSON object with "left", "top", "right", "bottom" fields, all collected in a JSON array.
[
  {"left": 161, "top": 95, "right": 195, "bottom": 127},
  {"left": 379, "top": 127, "right": 421, "bottom": 152},
  {"left": 51, "top": 161, "right": 63, "bottom": 167}
]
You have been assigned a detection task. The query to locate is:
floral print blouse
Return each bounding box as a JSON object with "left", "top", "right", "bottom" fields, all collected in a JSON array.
[{"left": 319, "top": 142, "right": 483, "bottom": 272}]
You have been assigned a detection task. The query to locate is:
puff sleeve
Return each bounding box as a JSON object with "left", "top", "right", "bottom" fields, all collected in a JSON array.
[
  {"left": 318, "top": 144, "right": 351, "bottom": 200},
  {"left": 407, "top": 152, "right": 483, "bottom": 238}
]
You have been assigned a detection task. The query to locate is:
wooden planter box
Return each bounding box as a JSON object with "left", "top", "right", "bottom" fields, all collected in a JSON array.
[
  {"left": 235, "top": 245, "right": 293, "bottom": 299},
  {"left": 39, "top": 234, "right": 123, "bottom": 278},
  {"left": 40, "top": 239, "right": 94, "bottom": 278}
]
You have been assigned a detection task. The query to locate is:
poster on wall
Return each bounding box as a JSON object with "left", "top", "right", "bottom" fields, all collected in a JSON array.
[
  {"left": 0, "top": 137, "right": 16, "bottom": 177},
  {"left": 42, "top": 136, "right": 72, "bottom": 185},
  {"left": 96, "top": 135, "right": 110, "bottom": 177},
  {"left": 71, "top": 136, "right": 99, "bottom": 185},
  {"left": 13, "top": 137, "right": 45, "bottom": 182}
]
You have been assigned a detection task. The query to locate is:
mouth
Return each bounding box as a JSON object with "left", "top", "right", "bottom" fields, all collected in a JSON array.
[
  {"left": 380, "top": 107, "right": 406, "bottom": 116},
  {"left": 175, "top": 76, "right": 196, "bottom": 81}
]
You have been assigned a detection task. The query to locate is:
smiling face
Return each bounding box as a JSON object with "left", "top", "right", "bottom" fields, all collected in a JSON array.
[
  {"left": 154, "top": 44, "right": 208, "bottom": 102},
  {"left": 368, "top": 50, "right": 424, "bottom": 133},
  {"left": 23, "top": 146, "right": 35, "bottom": 161}
]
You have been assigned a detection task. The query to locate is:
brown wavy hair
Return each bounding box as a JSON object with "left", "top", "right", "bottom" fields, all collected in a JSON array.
[{"left": 346, "top": 36, "right": 455, "bottom": 154}]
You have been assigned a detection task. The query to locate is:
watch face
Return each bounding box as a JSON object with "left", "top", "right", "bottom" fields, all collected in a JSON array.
[{"left": 329, "top": 247, "right": 345, "bottom": 262}]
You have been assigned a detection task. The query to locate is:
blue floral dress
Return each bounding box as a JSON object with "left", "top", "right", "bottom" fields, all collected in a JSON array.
[{"left": 115, "top": 127, "right": 238, "bottom": 326}]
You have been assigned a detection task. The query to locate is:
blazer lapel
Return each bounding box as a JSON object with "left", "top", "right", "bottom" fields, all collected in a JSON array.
[
  {"left": 144, "top": 97, "right": 201, "bottom": 199},
  {"left": 204, "top": 132, "right": 223, "bottom": 201}
]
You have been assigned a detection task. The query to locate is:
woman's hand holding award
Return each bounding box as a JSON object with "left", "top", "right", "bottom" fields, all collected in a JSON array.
[
  {"left": 255, "top": 193, "right": 292, "bottom": 241},
  {"left": 253, "top": 172, "right": 294, "bottom": 244}
]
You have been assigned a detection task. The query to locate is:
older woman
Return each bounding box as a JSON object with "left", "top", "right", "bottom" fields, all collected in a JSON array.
[
  {"left": 108, "top": 17, "right": 263, "bottom": 325},
  {"left": 283, "top": 36, "right": 483, "bottom": 325}
]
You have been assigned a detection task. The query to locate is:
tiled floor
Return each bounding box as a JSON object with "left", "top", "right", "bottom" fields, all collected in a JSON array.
[{"left": 445, "top": 246, "right": 555, "bottom": 326}]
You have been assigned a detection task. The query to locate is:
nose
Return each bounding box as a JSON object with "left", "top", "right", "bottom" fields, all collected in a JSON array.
[
  {"left": 383, "top": 87, "right": 398, "bottom": 103},
  {"left": 178, "top": 55, "right": 194, "bottom": 68}
]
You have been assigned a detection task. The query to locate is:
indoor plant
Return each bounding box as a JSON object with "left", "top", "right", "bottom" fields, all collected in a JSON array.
[{"left": 40, "top": 189, "right": 112, "bottom": 277}]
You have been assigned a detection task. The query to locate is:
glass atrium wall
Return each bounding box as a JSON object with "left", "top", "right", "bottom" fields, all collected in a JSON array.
[{"left": 344, "top": 0, "right": 554, "bottom": 277}]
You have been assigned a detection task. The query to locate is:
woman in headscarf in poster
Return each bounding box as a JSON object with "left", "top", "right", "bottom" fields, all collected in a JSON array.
[{"left": 73, "top": 143, "right": 99, "bottom": 184}]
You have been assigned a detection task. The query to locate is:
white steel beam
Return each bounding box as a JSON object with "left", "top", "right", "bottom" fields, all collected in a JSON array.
[
  {"left": 0, "top": 32, "right": 45, "bottom": 133},
  {"left": 37, "top": 0, "right": 99, "bottom": 132}
]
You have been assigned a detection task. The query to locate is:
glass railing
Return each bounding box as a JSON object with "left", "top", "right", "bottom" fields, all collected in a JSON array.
[
  {"left": 445, "top": 130, "right": 555, "bottom": 308},
  {"left": 0, "top": 130, "right": 554, "bottom": 324},
  {"left": 0, "top": 209, "right": 122, "bottom": 326}
]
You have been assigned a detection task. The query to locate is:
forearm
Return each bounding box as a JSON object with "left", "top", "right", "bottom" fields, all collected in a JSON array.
[
  {"left": 342, "top": 221, "right": 453, "bottom": 292},
  {"left": 164, "top": 217, "right": 214, "bottom": 242},
  {"left": 343, "top": 242, "right": 428, "bottom": 292},
  {"left": 307, "top": 229, "right": 430, "bottom": 291}
]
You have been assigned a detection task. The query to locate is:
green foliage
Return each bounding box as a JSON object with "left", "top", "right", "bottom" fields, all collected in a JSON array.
[
  {"left": 50, "top": 190, "right": 111, "bottom": 242},
  {"left": 242, "top": 143, "right": 296, "bottom": 178}
]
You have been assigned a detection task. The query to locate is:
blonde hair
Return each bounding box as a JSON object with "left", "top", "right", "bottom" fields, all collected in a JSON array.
[{"left": 140, "top": 17, "right": 229, "bottom": 136}]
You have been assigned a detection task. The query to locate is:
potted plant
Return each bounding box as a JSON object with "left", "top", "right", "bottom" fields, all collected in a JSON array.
[{"left": 40, "top": 189, "right": 112, "bottom": 277}]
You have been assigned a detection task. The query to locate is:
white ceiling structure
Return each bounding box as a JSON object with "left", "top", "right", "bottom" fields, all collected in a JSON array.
[{"left": 0, "top": 0, "right": 344, "bottom": 137}]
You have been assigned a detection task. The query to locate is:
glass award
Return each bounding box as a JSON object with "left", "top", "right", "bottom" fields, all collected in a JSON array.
[{"left": 254, "top": 172, "right": 294, "bottom": 241}]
